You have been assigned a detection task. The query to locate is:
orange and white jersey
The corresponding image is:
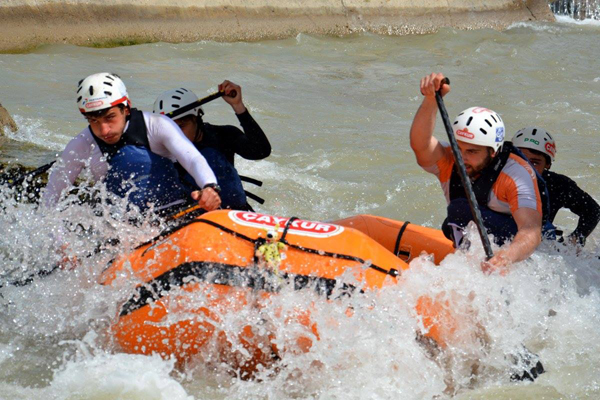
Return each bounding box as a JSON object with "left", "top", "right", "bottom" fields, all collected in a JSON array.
[{"left": 423, "top": 143, "right": 542, "bottom": 216}]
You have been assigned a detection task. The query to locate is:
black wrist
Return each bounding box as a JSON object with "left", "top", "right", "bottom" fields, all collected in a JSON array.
[{"left": 203, "top": 183, "right": 221, "bottom": 194}]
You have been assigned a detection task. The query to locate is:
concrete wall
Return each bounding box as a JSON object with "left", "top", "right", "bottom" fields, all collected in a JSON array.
[{"left": 0, "top": 0, "right": 555, "bottom": 52}]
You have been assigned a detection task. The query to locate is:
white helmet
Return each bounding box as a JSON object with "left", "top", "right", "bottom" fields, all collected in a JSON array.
[
  {"left": 77, "top": 72, "right": 129, "bottom": 113},
  {"left": 452, "top": 107, "right": 505, "bottom": 152},
  {"left": 153, "top": 88, "right": 204, "bottom": 120},
  {"left": 512, "top": 127, "right": 556, "bottom": 162}
]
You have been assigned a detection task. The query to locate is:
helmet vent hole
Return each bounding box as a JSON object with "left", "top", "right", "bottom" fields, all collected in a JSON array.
[
  {"left": 78, "top": 79, "right": 84, "bottom": 86},
  {"left": 479, "top": 128, "right": 487, "bottom": 135},
  {"left": 491, "top": 115, "right": 497, "bottom": 123},
  {"left": 176, "top": 90, "right": 184, "bottom": 95},
  {"left": 453, "top": 121, "right": 458, "bottom": 125},
  {"left": 106, "top": 75, "right": 115, "bottom": 81},
  {"left": 77, "top": 86, "right": 83, "bottom": 94},
  {"left": 159, "top": 100, "right": 163, "bottom": 109},
  {"left": 485, "top": 119, "right": 492, "bottom": 127},
  {"left": 77, "top": 96, "right": 82, "bottom": 103},
  {"left": 88, "top": 86, "right": 94, "bottom": 96},
  {"left": 516, "top": 133, "right": 523, "bottom": 138},
  {"left": 104, "top": 91, "right": 112, "bottom": 96},
  {"left": 173, "top": 96, "right": 182, "bottom": 100},
  {"left": 458, "top": 112, "right": 464, "bottom": 116},
  {"left": 466, "top": 116, "right": 473, "bottom": 126},
  {"left": 532, "top": 129, "right": 538, "bottom": 136},
  {"left": 173, "top": 104, "right": 180, "bottom": 108},
  {"left": 104, "top": 82, "right": 113, "bottom": 87}
]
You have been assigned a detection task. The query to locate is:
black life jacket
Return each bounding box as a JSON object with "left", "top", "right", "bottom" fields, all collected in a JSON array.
[{"left": 448, "top": 141, "right": 550, "bottom": 223}]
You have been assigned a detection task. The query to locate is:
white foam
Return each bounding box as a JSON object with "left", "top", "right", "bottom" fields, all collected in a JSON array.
[
  {"left": 8, "top": 115, "right": 72, "bottom": 152},
  {"left": 49, "top": 352, "right": 193, "bottom": 400},
  {"left": 555, "top": 15, "right": 600, "bottom": 26}
]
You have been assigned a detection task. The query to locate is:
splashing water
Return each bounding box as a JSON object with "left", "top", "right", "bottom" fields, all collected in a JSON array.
[
  {"left": 1, "top": 183, "right": 599, "bottom": 399},
  {"left": 1, "top": 21, "right": 600, "bottom": 399}
]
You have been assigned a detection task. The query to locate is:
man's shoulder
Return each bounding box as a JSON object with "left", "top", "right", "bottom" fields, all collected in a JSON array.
[
  {"left": 429, "top": 141, "right": 453, "bottom": 163},
  {"left": 497, "top": 155, "right": 538, "bottom": 193},
  {"left": 143, "top": 110, "right": 171, "bottom": 128},
  {"left": 205, "top": 122, "right": 242, "bottom": 137},
  {"left": 504, "top": 154, "right": 537, "bottom": 178},
  {"left": 544, "top": 170, "right": 573, "bottom": 185},
  {"left": 204, "top": 122, "right": 241, "bottom": 146},
  {"left": 66, "top": 127, "right": 95, "bottom": 149}
]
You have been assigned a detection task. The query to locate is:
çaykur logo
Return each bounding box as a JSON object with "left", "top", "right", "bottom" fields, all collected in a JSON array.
[{"left": 229, "top": 211, "right": 344, "bottom": 238}]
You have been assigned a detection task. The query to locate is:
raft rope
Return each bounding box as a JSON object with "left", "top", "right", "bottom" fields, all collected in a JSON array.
[
  {"left": 240, "top": 175, "right": 265, "bottom": 205},
  {"left": 393, "top": 221, "right": 412, "bottom": 260},
  {"left": 134, "top": 217, "right": 399, "bottom": 278},
  {"left": 197, "top": 218, "right": 399, "bottom": 278},
  {"left": 279, "top": 216, "right": 297, "bottom": 243},
  {"left": 119, "top": 260, "right": 359, "bottom": 317}
]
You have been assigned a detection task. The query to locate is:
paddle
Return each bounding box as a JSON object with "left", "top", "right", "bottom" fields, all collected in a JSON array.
[
  {"left": 435, "top": 77, "right": 494, "bottom": 260},
  {"left": 0, "top": 264, "right": 60, "bottom": 290},
  {"left": 164, "top": 90, "right": 236, "bottom": 120},
  {"left": 0, "top": 161, "right": 55, "bottom": 188}
]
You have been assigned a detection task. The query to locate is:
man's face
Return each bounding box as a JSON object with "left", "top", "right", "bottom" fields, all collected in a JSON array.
[
  {"left": 457, "top": 141, "right": 495, "bottom": 178},
  {"left": 86, "top": 106, "right": 129, "bottom": 145},
  {"left": 174, "top": 116, "right": 197, "bottom": 142},
  {"left": 518, "top": 148, "right": 549, "bottom": 175}
]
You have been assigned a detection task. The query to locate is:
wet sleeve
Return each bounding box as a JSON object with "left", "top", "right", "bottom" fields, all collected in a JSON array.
[
  {"left": 498, "top": 158, "right": 542, "bottom": 216},
  {"left": 561, "top": 176, "right": 600, "bottom": 244},
  {"left": 226, "top": 110, "right": 271, "bottom": 160},
  {"left": 150, "top": 115, "right": 217, "bottom": 188},
  {"left": 41, "top": 133, "right": 90, "bottom": 209}
]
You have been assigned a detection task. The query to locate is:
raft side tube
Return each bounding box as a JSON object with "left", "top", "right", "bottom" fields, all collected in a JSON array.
[{"left": 333, "top": 215, "right": 454, "bottom": 265}]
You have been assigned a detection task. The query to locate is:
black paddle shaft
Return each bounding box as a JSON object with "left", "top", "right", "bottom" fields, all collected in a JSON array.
[
  {"left": 0, "top": 161, "right": 55, "bottom": 188},
  {"left": 435, "top": 77, "right": 494, "bottom": 260},
  {"left": 165, "top": 90, "right": 237, "bottom": 120}
]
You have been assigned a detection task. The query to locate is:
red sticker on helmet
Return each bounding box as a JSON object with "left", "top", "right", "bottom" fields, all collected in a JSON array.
[
  {"left": 456, "top": 129, "right": 475, "bottom": 139},
  {"left": 229, "top": 211, "right": 344, "bottom": 238},
  {"left": 472, "top": 107, "right": 492, "bottom": 114},
  {"left": 85, "top": 100, "right": 104, "bottom": 109},
  {"left": 545, "top": 142, "right": 556, "bottom": 156}
]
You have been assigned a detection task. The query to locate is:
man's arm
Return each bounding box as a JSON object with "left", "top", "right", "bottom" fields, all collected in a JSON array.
[
  {"left": 410, "top": 73, "right": 449, "bottom": 168},
  {"left": 218, "top": 80, "right": 271, "bottom": 160},
  {"left": 153, "top": 115, "right": 217, "bottom": 187},
  {"left": 483, "top": 207, "right": 542, "bottom": 274},
  {"left": 41, "top": 132, "right": 92, "bottom": 208},
  {"left": 149, "top": 114, "right": 221, "bottom": 211},
  {"left": 561, "top": 176, "right": 600, "bottom": 245},
  {"left": 232, "top": 112, "right": 271, "bottom": 160}
]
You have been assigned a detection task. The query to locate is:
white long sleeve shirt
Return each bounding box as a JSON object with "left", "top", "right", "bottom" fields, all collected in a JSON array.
[{"left": 42, "top": 111, "right": 217, "bottom": 208}]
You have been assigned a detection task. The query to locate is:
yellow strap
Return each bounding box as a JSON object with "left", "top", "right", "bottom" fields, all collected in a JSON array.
[{"left": 168, "top": 204, "right": 202, "bottom": 221}]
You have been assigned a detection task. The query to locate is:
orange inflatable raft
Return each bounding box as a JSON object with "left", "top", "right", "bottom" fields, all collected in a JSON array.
[{"left": 100, "top": 210, "right": 454, "bottom": 374}]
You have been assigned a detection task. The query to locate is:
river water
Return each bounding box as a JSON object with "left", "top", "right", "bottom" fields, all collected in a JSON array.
[{"left": 0, "top": 16, "right": 599, "bottom": 400}]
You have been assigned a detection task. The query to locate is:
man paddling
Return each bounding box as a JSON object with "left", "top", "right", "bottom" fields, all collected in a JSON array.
[
  {"left": 153, "top": 81, "right": 271, "bottom": 210},
  {"left": 512, "top": 127, "right": 600, "bottom": 248},
  {"left": 410, "top": 73, "right": 544, "bottom": 273},
  {"left": 41, "top": 72, "right": 221, "bottom": 215}
]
